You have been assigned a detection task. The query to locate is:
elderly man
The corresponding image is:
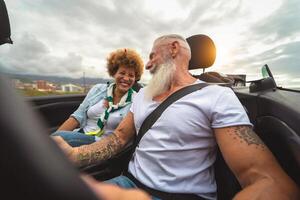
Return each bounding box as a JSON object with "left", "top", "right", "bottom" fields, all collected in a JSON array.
[{"left": 54, "top": 34, "right": 299, "bottom": 200}]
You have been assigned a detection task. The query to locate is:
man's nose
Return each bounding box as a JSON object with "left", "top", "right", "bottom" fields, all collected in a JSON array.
[{"left": 145, "top": 61, "right": 152, "bottom": 70}]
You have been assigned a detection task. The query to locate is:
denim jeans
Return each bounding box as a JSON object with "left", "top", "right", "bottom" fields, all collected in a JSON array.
[
  {"left": 105, "top": 176, "right": 161, "bottom": 200},
  {"left": 51, "top": 131, "right": 96, "bottom": 147}
]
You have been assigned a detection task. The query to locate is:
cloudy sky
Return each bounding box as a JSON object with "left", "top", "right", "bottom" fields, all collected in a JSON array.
[{"left": 0, "top": 0, "right": 299, "bottom": 87}]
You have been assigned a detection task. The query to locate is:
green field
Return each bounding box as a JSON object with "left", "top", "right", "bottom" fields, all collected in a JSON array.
[{"left": 17, "top": 89, "right": 84, "bottom": 97}]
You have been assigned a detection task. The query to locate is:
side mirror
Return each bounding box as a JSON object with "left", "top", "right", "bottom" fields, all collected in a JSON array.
[
  {"left": 261, "top": 64, "right": 275, "bottom": 80},
  {"left": 0, "top": 0, "right": 13, "bottom": 45},
  {"left": 249, "top": 64, "right": 277, "bottom": 93}
]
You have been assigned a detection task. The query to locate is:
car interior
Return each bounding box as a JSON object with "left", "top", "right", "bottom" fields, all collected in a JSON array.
[{"left": 1, "top": 0, "right": 299, "bottom": 199}]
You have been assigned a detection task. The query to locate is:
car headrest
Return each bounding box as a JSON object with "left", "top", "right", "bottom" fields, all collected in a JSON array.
[{"left": 186, "top": 34, "right": 216, "bottom": 70}]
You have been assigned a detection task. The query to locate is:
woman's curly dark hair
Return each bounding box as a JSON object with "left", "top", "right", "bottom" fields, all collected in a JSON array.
[{"left": 106, "top": 48, "right": 144, "bottom": 81}]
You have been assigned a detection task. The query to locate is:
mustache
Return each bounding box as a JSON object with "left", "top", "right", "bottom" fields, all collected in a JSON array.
[{"left": 145, "top": 60, "right": 176, "bottom": 99}]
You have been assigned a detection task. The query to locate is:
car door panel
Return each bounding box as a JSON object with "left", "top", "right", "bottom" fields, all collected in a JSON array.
[
  {"left": 28, "top": 95, "right": 85, "bottom": 133},
  {"left": 234, "top": 88, "right": 300, "bottom": 186}
]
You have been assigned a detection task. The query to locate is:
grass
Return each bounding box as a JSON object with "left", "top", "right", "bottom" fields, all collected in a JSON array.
[{"left": 17, "top": 89, "right": 84, "bottom": 97}]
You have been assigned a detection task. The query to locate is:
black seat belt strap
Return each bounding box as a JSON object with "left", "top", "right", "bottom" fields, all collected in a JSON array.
[{"left": 134, "top": 82, "right": 208, "bottom": 147}]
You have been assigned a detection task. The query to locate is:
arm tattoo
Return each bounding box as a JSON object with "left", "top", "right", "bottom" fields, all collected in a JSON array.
[
  {"left": 76, "top": 133, "right": 123, "bottom": 167},
  {"left": 230, "top": 126, "right": 266, "bottom": 149}
]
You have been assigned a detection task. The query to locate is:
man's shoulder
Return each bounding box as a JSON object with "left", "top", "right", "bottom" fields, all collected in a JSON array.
[{"left": 196, "top": 82, "right": 232, "bottom": 96}]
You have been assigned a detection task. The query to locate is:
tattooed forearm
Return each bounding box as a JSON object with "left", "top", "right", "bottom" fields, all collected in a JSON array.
[
  {"left": 229, "top": 126, "right": 266, "bottom": 149},
  {"left": 75, "top": 133, "right": 124, "bottom": 167}
]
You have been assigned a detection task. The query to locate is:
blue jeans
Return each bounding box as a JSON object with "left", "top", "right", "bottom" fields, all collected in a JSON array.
[
  {"left": 105, "top": 175, "right": 161, "bottom": 200},
  {"left": 51, "top": 131, "right": 96, "bottom": 147}
]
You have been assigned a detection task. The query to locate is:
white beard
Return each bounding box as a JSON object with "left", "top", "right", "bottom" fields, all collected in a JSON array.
[{"left": 145, "top": 60, "right": 176, "bottom": 100}]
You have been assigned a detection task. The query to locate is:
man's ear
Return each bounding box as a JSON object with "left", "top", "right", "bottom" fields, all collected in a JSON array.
[{"left": 170, "top": 41, "right": 180, "bottom": 58}]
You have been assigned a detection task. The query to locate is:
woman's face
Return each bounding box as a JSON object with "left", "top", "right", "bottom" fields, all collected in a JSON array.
[{"left": 113, "top": 65, "right": 136, "bottom": 94}]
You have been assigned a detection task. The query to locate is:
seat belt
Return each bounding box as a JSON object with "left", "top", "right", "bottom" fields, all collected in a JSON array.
[{"left": 134, "top": 82, "right": 208, "bottom": 147}]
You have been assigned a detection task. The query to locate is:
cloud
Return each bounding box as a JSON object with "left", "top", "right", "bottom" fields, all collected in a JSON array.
[
  {"left": 250, "top": 0, "right": 300, "bottom": 42},
  {"left": 0, "top": 33, "right": 85, "bottom": 77},
  {"left": 1, "top": 0, "right": 299, "bottom": 87},
  {"left": 209, "top": 0, "right": 300, "bottom": 86}
]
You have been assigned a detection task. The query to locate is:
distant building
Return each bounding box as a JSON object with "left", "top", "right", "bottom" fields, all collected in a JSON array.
[
  {"left": 36, "top": 80, "right": 56, "bottom": 91},
  {"left": 23, "top": 83, "right": 37, "bottom": 90},
  {"left": 12, "top": 79, "right": 37, "bottom": 90},
  {"left": 61, "top": 84, "right": 83, "bottom": 93}
]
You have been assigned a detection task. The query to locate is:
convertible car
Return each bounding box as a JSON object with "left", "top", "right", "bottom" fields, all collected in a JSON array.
[{"left": 1, "top": 0, "right": 299, "bottom": 199}]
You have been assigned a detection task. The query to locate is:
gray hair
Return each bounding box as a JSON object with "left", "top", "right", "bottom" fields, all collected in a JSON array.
[{"left": 154, "top": 34, "right": 191, "bottom": 58}]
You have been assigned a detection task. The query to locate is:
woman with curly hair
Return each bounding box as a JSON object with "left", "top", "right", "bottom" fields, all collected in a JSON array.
[{"left": 52, "top": 48, "right": 144, "bottom": 147}]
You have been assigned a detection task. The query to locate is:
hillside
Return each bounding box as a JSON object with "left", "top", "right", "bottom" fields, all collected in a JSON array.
[{"left": 5, "top": 73, "right": 112, "bottom": 85}]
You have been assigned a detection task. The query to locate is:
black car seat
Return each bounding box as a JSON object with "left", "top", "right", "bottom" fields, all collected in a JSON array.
[{"left": 186, "top": 34, "right": 242, "bottom": 200}]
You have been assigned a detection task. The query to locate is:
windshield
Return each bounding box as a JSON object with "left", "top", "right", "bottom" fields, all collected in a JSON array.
[{"left": 0, "top": 0, "right": 299, "bottom": 96}]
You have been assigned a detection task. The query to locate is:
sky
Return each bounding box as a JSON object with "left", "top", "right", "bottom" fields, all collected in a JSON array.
[{"left": 0, "top": 0, "right": 299, "bottom": 87}]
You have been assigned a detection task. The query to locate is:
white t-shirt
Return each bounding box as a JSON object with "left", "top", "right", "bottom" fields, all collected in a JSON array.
[{"left": 128, "top": 80, "right": 252, "bottom": 200}]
